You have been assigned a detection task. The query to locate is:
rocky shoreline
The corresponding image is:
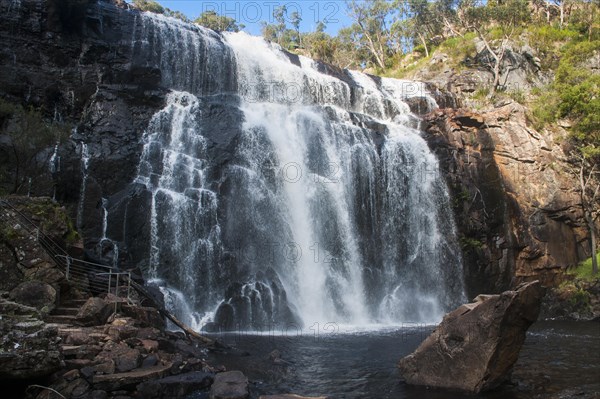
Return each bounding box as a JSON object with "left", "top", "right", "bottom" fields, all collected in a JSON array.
[{"left": 2, "top": 294, "right": 217, "bottom": 398}]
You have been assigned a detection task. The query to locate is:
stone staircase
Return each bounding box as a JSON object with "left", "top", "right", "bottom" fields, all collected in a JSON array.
[{"left": 45, "top": 298, "right": 88, "bottom": 325}]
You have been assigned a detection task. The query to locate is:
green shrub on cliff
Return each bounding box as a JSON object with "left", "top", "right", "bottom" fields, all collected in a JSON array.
[
  {"left": 532, "top": 39, "right": 600, "bottom": 154},
  {"left": 132, "top": 0, "right": 164, "bottom": 14},
  {"left": 194, "top": 10, "right": 240, "bottom": 32}
]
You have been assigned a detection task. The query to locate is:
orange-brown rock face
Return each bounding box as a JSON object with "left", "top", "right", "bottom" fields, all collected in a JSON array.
[{"left": 424, "top": 103, "right": 593, "bottom": 296}]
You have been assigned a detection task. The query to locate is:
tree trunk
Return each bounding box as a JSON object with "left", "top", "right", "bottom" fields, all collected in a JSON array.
[
  {"left": 418, "top": 32, "right": 429, "bottom": 57},
  {"left": 488, "top": 44, "right": 506, "bottom": 97},
  {"left": 588, "top": 214, "right": 599, "bottom": 274},
  {"left": 357, "top": 21, "right": 385, "bottom": 70},
  {"left": 365, "top": 33, "right": 386, "bottom": 69},
  {"left": 490, "top": 57, "right": 501, "bottom": 96}
]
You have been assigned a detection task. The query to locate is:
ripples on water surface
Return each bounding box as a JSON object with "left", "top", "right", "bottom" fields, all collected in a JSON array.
[{"left": 202, "top": 321, "right": 600, "bottom": 399}]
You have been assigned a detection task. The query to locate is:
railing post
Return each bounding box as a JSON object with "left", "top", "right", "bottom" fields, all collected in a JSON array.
[
  {"left": 114, "top": 273, "right": 120, "bottom": 314},
  {"left": 108, "top": 269, "right": 112, "bottom": 296},
  {"left": 126, "top": 272, "right": 131, "bottom": 302},
  {"left": 65, "top": 256, "right": 71, "bottom": 280}
]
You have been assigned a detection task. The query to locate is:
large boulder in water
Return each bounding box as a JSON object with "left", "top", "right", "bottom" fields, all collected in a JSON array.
[{"left": 398, "top": 280, "right": 544, "bottom": 393}]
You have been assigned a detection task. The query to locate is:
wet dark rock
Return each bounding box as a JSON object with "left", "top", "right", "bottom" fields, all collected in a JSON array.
[
  {"left": 9, "top": 280, "right": 57, "bottom": 312},
  {"left": 97, "top": 341, "right": 141, "bottom": 373},
  {"left": 141, "top": 354, "right": 159, "bottom": 368},
  {"left": 77, "top": 297, "right": 114, "bottom": 326},
  {"left": 209, "top": 371, "right": 249, "bottom": 399},
  {"left": 259, "top": 396, "right": 328, "bottom": 399},
  {"left": 404, "top": 96, "right": 433, "bottom": 116},
  {"left": 91, "top": 363, "right": 172, "bottom": 392},
  {"left": 398, "top": 281, "right": 545, "bottom": 393},
  {"left": 136, "top": 371, "right": 214, "bottom": 399},
  {"left": 0, "top": 242, "right": 22, "bottom": 292},
  {"left": 120, "top": 304, "right": 165, "bottom": 330},
  {"left": 139, "top": 339, "right": 159, "bottom": 353},
  {"left": 86, "top": 391, "right": 108, "bottom": 399},
  {"left": 0, "top": 299, "right": 61, "bottom": 380}
]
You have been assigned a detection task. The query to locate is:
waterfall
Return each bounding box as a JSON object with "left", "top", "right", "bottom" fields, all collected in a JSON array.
[
  {"left": 98, "top": 198, "right": 120, "bottom": 268},
  {"left": 49, "top": 143, "right": 60, "bottom": 174},
  {"left": 77, "top": 143, "right": 90, "bottom": 231},
  {"left": 122, "top": 13, "right": 465, "bottom": 330},
  {"left": 134, "top": 91, "right": 223, "bottom": 327}
]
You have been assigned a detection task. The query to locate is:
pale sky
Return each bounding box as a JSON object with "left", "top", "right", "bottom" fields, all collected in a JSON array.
[{"left": 153, "top": 0, "right": 354, "bottom": 35}]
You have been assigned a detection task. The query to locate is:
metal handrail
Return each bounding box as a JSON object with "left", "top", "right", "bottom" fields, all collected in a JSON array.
[
  {"left": 0, "top": 198, "right": 212, "bottom": 342},
  {"left": 0, "top": 199, "right": 132, "bottom": 302}
]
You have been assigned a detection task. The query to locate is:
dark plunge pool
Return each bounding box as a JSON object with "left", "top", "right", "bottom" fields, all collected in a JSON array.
[{"left": 202, "top": 321, "right": 600, "bottom": 399}]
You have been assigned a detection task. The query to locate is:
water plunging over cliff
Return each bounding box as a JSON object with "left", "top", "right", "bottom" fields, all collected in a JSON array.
[{"left": 126, "top": 12, "right": 465, "bottom": 330}]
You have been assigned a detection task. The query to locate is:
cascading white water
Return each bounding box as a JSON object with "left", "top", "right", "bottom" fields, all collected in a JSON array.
[
  {"left": 124, "top": 13, "right": 465, "bottom": 330},
  {"left": 134, "top": 91, "right": 223, "bottom": 327},
  {"left": 77, "top": 143, "right": 90, "bottom": 231},
  {"left": 49, "top": 143, "right": 60, "bottom": 174}
]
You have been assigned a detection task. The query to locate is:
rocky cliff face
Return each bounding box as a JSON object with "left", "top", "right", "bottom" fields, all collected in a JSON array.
[
  {"left": 407, "top": 36, "right": 598, "bottom": 297},
  {"left": 424, "top": 103, "right": 590, "bottom": 297},
  {"left": 0, "top": 0, "right": 169, "bottom": 269},
  {"left": 0, "top": 0, "right": 166, "bottom": 211}
]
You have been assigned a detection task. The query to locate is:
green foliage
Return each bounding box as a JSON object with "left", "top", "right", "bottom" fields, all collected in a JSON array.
[
  {"left": 532, "top": 39, "right": 600, "bottom": 153},
  {"left": 0, "top": 224, "right": 19, "bottom": 241},
  {"left": 459, "top": 236, "right": 484, "bottom": 250},
  {"left": 164, "top": 9, "right": 189, "bottom": 23},
  {"left": 558, "top": 251, "right": 599, "bottom": 313},
  {"left": 132, "top": 0, "right": 164, "bottom": 14},
  {"left": 303, "top": 31, "right": 337, "bottom": 62},
  {"left": 473, "top": 87, "right": 491, "bottom": 101},
  {"left": 195, "top": 10, "right": 240, "bottom": 32},
  {"left": 568, "top": 251, "right": 600, "bottom": 282},
  {"left": 438, "top": 32, "right": 477, "bottom": 61},
  {"left": 452, "top": 189, "right": 471, "bottom": 209},
  {"left": 260, "top": 5, "right": 302, "bottom": 50},
  {"left": 569, "top": 285, "right": 592, "bottom": 307},
  {"left": 462, "top": 0, "right": 530, "bottom": 32},
  {"left": 386, "top": 54, "right": 430, "bottom": 79},
  {"left": 1, "top": 199, "right": 80, "bottom": 244},
  {"left": 133, "top": 0, "right": 192, "bottom": 22},
  {"left": 346, "top": 0, "right": 395, "bottom": 69},
  {"left": 506, "top": 89, "right": 526, "bottom": 104},
  {"left": 65, "top": 228, "right": 80, "bottom": 245},
  {"left": 532, "top": 24, "right": 580, "bottom": 43},
  {"left": 531, "top": 90, "right": 560, "bottom": 129}
]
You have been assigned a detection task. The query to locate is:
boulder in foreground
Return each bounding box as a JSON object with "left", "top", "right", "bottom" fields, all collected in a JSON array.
[
  {"left": 398, "top": 280, "right": 544, "bottom": 393},
  {"left": 259, "top": 395, "right": 328, "bottom": 399},
  {"left": 210, "top": 370, "right": 249, "bottom": 399}
]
